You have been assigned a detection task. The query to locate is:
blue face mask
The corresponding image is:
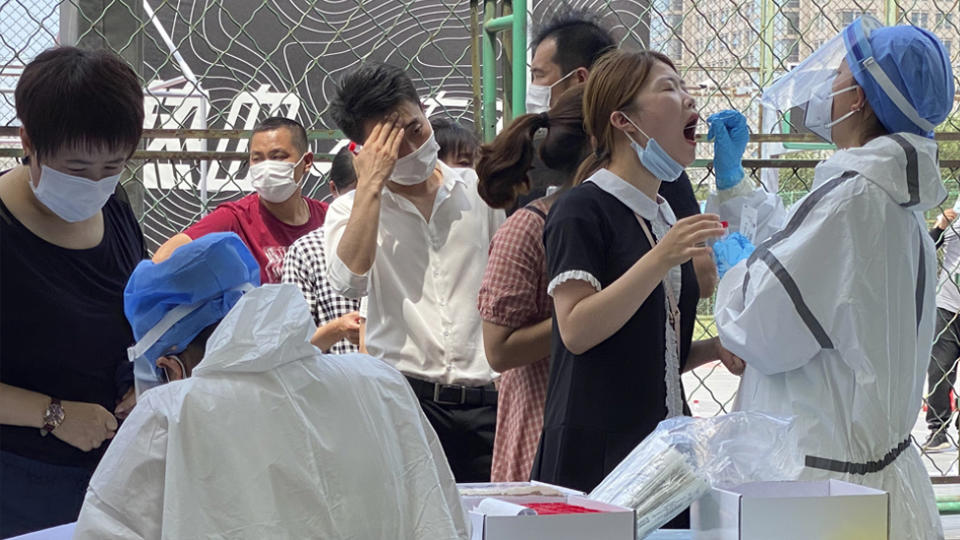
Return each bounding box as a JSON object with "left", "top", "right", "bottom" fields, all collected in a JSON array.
[{"left": 619, "top": 113, "right": 684, "bottom": 183}]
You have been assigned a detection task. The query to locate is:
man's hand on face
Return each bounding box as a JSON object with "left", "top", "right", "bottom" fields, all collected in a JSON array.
[{"left": 354, "top": 113, "right": 404, "bottom": 193}]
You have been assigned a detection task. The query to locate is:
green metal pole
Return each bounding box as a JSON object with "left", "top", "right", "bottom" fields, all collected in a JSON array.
[
  {"left": 470, "top": 0, "right": 483, "bottom": 140},
  {"left": 485, "top": 15, "right": 513, "bottom": 32},
  {"left": 480, "top": 0, "right": 527, "bottom": 139},
  {"left": 482, "top": 0, "right": 498, "bottom": 142},
  {"left": 500, "top": 3, "right": 514, "bottom": 127},
  {"left": 759, "top": 0, "right": 776, "bottom": 88},
  {"left": 883, "top": 0, "right": 898, "bottom": 25},
  {"left": 939, "top": 501, "right": 960, "bottom": 515},
  {"left": 512, "top": 0, "right": 526, "bottom": 119}
]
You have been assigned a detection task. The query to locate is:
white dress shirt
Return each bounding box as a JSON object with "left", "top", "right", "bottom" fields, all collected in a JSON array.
[{"left": 325, "top": 163, "right": 505, "bottom": 385}]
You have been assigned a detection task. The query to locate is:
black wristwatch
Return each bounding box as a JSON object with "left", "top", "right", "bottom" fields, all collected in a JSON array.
[{"left": 40, "top": 398, "right": 65, "bottom": 437}]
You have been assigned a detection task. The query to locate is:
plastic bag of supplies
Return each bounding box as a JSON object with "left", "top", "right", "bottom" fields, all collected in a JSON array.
[{"left": 588, "top": 412, "right": 803, "bottom": 538}]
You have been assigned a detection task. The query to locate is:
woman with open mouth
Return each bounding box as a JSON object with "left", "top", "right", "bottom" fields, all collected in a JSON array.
[{"left": 530, "top": 49, "right": 745, "bottom": 528}]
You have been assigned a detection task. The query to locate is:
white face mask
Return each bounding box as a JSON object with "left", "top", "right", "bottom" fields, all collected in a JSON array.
[
  {"left": 249, "top": 153, "right": 306, "bottom": 203},
  {"left": 391, "top": 135, "right": 440, "bottom": 186},
  {"left": 620, "top": 114, "right": 684, "bottom": 183},
  {"left": 29, "top": 165, "right": 121, "bottom": 222},
  {"left": 525, "top": 70, "right": 576, "bottom": 114},
  {"left": 803, "top": 76, "right": 859, "bottom": 143}
]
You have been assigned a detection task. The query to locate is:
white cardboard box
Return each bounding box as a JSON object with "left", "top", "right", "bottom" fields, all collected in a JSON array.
[
  {"left": 458, "top": 481, "right": 585, "bottom": 511},
  {"left": 458, "top": 482, "right": 635, "bottom": 540},
  {"left": 690, "top": 479, "right": 889, "bottom": 540}
]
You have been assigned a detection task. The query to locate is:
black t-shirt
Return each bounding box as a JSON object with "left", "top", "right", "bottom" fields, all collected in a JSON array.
[
  {"left": 659, "top": 171, "right": 701, "bottom": 220},
  {"left": 1, "top": 193, "right": 144, "bottom": 470},
  {"left": 531, "top": 180, "right": 699, "bottom": 494}
]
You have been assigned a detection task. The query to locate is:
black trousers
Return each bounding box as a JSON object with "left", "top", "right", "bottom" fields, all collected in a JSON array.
[
  {"left": 0, "top": 451, "right": 93, "bottom": 538},
  {"left": 927, "top": 307, "right": 960, "bottom": 431},
  {"left": 418, "top": 397, "right": 496, "bottom": 483}
]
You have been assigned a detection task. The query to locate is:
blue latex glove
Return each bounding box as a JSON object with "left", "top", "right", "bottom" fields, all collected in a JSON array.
[
  {"left": 713, "top": 232, "right": 755, "bottom": 279},
  {"left": 707, "top": 110, "right": 750, "bottom": 190}
]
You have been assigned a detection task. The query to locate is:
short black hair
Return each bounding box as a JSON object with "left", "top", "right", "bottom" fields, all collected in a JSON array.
[
  {"left": 330, "top": 147, "right": 357, "bottom": 191},
  {"left": 330, "top": 63, "right": 420, "bottom": 143},
  {"left": 177, "top": 323, "right": 219, "bottom": 377},
  {"left": 16, "top": 47, "right": 144, "bottom": 162},
  {"left": 430, "top": 117, "right": 478, "bottom": 163},
  {"left": 531, "top": 7, "right": 615, "bottom": 74},
  {"left": 253, "top": 116, "right": 309, "bottom": 155}
]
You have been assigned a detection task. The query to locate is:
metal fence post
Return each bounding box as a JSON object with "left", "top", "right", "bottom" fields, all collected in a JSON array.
[
  {"left": 481, "top": 0, "right": 527, "bottom": 141},
  {"left": 511, "top": 0, "right": 527, "bottom": 121},
  {"left": 482, "top": 0, "right": 498, "bottom": 141}
]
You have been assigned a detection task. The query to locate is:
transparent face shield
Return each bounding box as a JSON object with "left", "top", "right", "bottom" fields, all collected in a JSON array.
[
  {"left": 761, "top": 14, "right": 935, "bottom": 141},
  {"left": 761, "top": 31, "right": 859, "bottom": 115},
  {"left": 761, "top": 19, "right": 877, "bottom": 141}
]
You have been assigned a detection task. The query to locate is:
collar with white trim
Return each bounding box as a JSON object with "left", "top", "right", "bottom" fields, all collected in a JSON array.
[{"left": 584, "top": 168, "right": 676, "bottom": 225}]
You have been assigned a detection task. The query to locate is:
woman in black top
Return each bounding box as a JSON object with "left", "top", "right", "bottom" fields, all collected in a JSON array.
[
  {"left": 0, "top": 47, "right": 145, "bottom": 536},
  {"left": 531, "top": 50, "right": 744, "bottom": 504}
]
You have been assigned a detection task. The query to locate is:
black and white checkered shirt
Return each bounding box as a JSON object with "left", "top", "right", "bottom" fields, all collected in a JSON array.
[{"left": 282, "top": 228, "right": 361, "bottom": 354}]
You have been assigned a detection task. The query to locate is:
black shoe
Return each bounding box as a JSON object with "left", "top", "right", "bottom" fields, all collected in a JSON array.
[{"left": 922, "top": 430, "right": 952, "bottom": 452}]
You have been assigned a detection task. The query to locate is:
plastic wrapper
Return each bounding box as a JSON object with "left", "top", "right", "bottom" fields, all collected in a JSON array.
[
  {"left": 704, "top": 177, "right": 786, "bottom": 244},
  {"left": 588, "top": 412, "right": 803, "bottom": 539}
]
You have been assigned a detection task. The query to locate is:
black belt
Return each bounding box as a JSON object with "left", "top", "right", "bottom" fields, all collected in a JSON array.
[
  {"left": 405, "top": 376, "right": 498, "bottom": 407},
  {"left": 805, "top": 437, "right": 912, "bottom": 476}
]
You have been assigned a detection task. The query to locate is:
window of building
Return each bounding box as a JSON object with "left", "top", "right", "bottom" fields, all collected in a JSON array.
[
  {"left": 667, "top": 39, "right": 683, "bottom": 61},
  {"left": 910, "top": 12, "right": 930, "bottom": 28},
  {"left": 785, "top": 11, "right": 800, "bottom": 32},
  {"left": 813, "top": 13, "right": 826, "bottom": 31},
  {"left": 788, "top": 40, "right": 800, "bottom": 63},
  {"left": 840, "top": 10, "right": 871, "bottom": 26},
  {"left": 664, "top": 13, "right": 682, "bottom": 32},
  {"left": 776, "top": 38, "right": 800, "bottom": 63}
]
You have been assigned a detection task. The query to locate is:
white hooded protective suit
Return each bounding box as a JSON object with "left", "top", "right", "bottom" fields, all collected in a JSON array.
[
  {"left": 716, "top": 133, "right": 945, "bottom": 540},
  {"left": 73, "top": 284, "right": 469, "bottom": 540}
]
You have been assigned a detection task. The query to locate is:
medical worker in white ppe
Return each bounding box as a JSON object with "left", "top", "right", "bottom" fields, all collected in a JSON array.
[
  {"left": 715, "top": 16, "right": 954, "bottom": 540},
  {"left": 73, "top": 232, "right": 468, "bottom": 540}
]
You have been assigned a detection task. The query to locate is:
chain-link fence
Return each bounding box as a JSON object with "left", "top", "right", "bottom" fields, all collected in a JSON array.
[{"left": 2, "top": 0, "right": 959, "bottom": 475}]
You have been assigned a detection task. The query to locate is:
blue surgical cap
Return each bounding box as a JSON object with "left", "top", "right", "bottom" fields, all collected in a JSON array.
[
  {"left": 845, "top": 22, "right": 955, "bottom": 137},
  {"left": 124, "top": 232, "right": 260, "bottom": 366}
]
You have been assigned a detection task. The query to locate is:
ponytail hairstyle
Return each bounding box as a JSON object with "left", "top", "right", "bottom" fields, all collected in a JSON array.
[
  {"left": 477, "top": 85, "right": 587, "bottom": 209},
  {"left": 574, "top": 50, "right": 676, "bottom": 184}
]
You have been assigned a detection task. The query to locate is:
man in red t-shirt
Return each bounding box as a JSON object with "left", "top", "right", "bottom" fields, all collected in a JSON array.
[{"left": 153, "top": 117, "right": 328, "bottom": 283}]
